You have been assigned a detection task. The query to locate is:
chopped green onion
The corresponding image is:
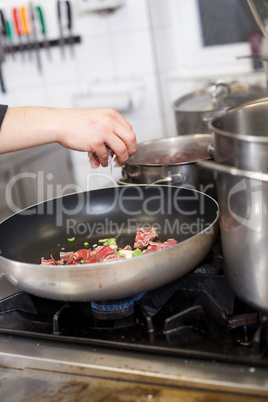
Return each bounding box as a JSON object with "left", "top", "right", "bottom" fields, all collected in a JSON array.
[
  {"left": 98, "top": 238, "right": 117, "bottom": 246},
  {"left": 84, "top": 242, "right": 89, "bottom": 246},
  {"left": 132, "top": 248, "right": 146, "bottom": 257},
  {"left": 67, "top": 237, "right": 75, "bottom": 242}
]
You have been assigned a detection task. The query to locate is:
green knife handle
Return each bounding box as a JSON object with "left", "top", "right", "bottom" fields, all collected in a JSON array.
[
  {"left": 5, "top": 20, "right": 13, "bottom": 41},
  {"left": 36, "top": 6, "right": 46, "bottom": 35}
]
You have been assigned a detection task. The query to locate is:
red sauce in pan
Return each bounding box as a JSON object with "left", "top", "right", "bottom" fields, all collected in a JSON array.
[{"left": 137, "top": 151, "right": 208, "bottom": 165}]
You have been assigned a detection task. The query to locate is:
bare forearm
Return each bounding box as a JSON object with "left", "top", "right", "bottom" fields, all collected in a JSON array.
[{"left": 0, "top": 106, "right": 61, "bottom": 154}]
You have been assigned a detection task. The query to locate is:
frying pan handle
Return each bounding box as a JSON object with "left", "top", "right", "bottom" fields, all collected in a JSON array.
[
  {"left": 153, "top": 173, "right": 184, "bottom": 185},
  {"left": 197, "top": 160, "right": 268, "bottom": 182}
]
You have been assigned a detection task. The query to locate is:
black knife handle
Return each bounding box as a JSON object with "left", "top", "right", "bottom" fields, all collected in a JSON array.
[
  {"left": 66, "top": 1, "right": 72, "bottom": 30},
  {"left": 57, "top": 0, "right": 62, "bottom": 21},
  {"left": 0, "top": 10, "right": 7, "bottom": 36},
  {"left": 0, "top": 65, "right": 6, "bottom": 93}
]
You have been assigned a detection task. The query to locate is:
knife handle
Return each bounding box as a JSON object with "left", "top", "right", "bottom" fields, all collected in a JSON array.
[
  {"left": 12, "top": 8, "right": 21, "bottom": 36},
  {"left": 66, "top": 1, "right": 72, "bottom": 30},
  {"left": 36, "top": 6, "right": 46, "bottom": 35},
  {"left": 21, "top": 7, "right": 30, "bottom": 35},
  {"left": 6, "top": 20, "right": 13, "bottom": 41},
  {"left": 0, "top": 65, "right": 6, "bottom": 93},
  {"left": 57, "top": 1, "right": 62, "bottom": 21},
  {"left": 0, "top": 10, "right": 7, "bottom": 36}
]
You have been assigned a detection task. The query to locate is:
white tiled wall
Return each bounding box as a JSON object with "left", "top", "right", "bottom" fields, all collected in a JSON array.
[
  {"left": 1, "top": 0, "right": 265, "bottom": 191},
  {"left": 0, "top": 0, "right": 177, "bottom": 190}
]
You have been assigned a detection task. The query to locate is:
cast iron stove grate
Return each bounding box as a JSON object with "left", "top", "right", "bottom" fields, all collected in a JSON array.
[{"left": 0, "top": 239, "right": 267, "bottom": 367}]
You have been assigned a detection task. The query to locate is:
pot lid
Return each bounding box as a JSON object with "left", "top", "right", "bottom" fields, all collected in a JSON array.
[
  {"left": 172, "top": 82, "right": 268, "bottom": 112},
  {"left": 125, "top": 134, "right": 212, "bottom": 166}
]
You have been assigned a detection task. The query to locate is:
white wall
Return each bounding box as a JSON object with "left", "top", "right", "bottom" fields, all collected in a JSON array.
[
  {"left": 0, "top": 0, "right": 266, "bottom": 191},
  {"left": 0, "top": 0, "right": 177, "bottom": 190}
]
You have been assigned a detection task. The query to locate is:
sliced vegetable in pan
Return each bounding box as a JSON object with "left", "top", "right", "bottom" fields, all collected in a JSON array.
[{"left": 41, "top": 227, "right": 178, "bottom": 266}]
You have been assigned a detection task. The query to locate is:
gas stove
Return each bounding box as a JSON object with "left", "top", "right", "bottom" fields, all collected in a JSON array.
[{"left": 0, "top": 238, "right": 268, "bottom": 401}]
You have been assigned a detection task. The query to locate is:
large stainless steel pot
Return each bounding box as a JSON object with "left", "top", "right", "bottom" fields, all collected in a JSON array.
[
  {"left": 172, "top": 82, "right": 268, "bottom": 135},
  {"left": 119, "top": 134, "right": 216, "bottom": 198},
  {"left": 198, "top": 159, "right": 268, "bottom": 314},
  {"left": 209, "top": 97, "right": 268, "bottom": 172}
]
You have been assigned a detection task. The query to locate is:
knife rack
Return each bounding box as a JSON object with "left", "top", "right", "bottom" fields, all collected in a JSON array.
[{"left": 2, "top": 35, "right": 81, "bottom": 54}]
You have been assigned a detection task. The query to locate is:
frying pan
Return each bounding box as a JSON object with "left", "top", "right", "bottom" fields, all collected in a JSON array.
[{"left": 0, "top": 185, "right": 219, "bottom": 301}]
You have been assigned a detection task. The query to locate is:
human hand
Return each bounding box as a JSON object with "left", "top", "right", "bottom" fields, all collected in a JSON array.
[
  {"left": 0, "top": 106, "right": 137, "bottom": 168},
  {"left": 57, "top": 107, "right": 137, "bottom": 168}
]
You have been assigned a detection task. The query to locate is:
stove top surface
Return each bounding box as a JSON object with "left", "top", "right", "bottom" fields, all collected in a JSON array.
[{"left": 0, "top": 238, "right": 267, "bottom": 369}]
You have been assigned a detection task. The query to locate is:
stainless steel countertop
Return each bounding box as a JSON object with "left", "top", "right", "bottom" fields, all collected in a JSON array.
[{"left": 0, "top": 330, "right": 268, "bottom": 400}]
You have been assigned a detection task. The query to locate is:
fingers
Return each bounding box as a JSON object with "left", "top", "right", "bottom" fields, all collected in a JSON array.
[
  {"left": 58, "top": 107, "right": 137, "bottom": 169},
  {"left": 104, "top": 136, "right": 129, "bottom": 167},
  {"left": 90, "top": 144, "right": 111, "bottom": 168},
  {"left": 88, "top": 147, "right": 114, "bottom": 169},
  {"left": 88, "top": 152, "right": 101, "bottom": 169},
  {"left": 89, "top": 134, "right": 133, "bottom": 169},
  {"left": 89, "top": 110, "right": 137, "bottom": 168},
  {"left": 114, "top": 123, "right": 137, "bottom": 155}
]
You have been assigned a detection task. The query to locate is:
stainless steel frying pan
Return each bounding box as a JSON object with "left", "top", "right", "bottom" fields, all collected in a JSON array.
[{"left": 0, "top": 185, "right": 219, "bottom": 301}]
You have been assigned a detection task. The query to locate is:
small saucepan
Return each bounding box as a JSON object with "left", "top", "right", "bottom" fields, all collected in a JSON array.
[{"left": 119, "top": 134, "right": 217, "bottom": 199}]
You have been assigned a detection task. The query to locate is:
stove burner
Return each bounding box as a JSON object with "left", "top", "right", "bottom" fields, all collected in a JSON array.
[
  {"left": 1, "top": 238, "right": 268, "bottom": 368},
  {"left": 90, "top": 293, "right": 145, "bottom": 320}
]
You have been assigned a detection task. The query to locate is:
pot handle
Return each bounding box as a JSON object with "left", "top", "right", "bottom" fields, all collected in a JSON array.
[
  {"left": 117, "top": 174, "right": 134, "bottom": 186},
  {"left": 153, "top": 173, "right": 184, "bottom": 185},
  {"left": 118, "top": 173, "right": 185, "bottom": 186},
  {"left": 197, "top": 160, "right": 268, "bottom": 182},
  {"left": 202, "top": 116, "right": 213, "bottom": 123},
  {"left": 207, "top": 143, "right": 215, "bottom": 158}
]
